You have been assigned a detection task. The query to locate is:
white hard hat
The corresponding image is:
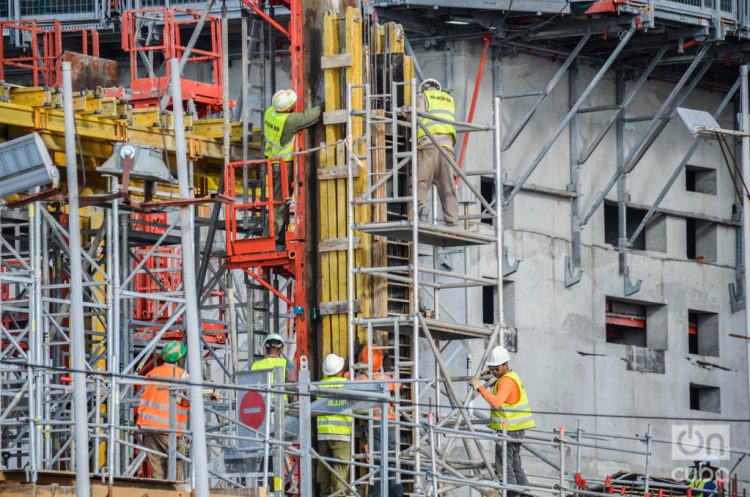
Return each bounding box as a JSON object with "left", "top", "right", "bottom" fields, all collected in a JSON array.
[
  {"left": 696, "top": 456, "right": 721, "bottom": 468},
  {"left": 272, "top": 89, "right": 297, "bottom": 112},
  {"left": 486, "top": 345, "right": 510, "bottom": 367},
  {"left": 322, "top": 353, "right": 345, "bottom": 376},
  {"left": 263, "top": 333, "right": 284, "bottom": 348},
  {"left": 419, "top": 78, "right": 441, "bottom": 92}
]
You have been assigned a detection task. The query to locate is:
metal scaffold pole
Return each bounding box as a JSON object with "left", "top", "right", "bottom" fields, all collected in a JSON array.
[
  {"left": 62, "top": 60, "right": 91, "bottom": 497},
  {"left": 169, "top": 57, "right": 210, "bottom": 497},
  {"left": 741, "top": 63, "right": 750, "bottom": 424}
]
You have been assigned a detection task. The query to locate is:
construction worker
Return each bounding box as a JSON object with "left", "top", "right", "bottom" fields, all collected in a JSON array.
[
  {"left": 136, "top": 340, "right": 189, "bottom": 480},
  {"left": 415, "top": 78, "right": 459, "bottom": 226},
  {"left": 470, "top": 346, "right": 534, "bottom": 496},
  {"left": 316, "top": 353, "right": 352, "bottom": 496},
  {"left": 251, "top": 332, "right": 297, "bottom": 383},
  {"left": 689, "top": 458, "right": 721, "bottom": 497},
  {"left": 263, "top": 89, "right": 321, "bottom": 249},
  {"left": 358, "top": 345, "right": 402, "bottom": 497}
]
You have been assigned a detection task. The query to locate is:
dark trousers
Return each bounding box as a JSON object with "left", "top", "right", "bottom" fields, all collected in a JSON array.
[
  {"left": 143, "top": 431, "right": 185, "bottom": 480},
  {"left": 495, "top": 429, "right": 528, "bottom": 496},
  {"left": 272, "top": 162, "right": 293, "bottom": 242},
  {"left": 366, "top": 423, "right": 403, "bottom": 497}
]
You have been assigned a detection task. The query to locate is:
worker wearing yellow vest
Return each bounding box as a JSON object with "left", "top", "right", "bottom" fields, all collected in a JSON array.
[
  {"left": 358, "top": 346, "right": 402, "bottom": 497},
  {"left": 689, "top": 458, "right": 720, "bottom": 497},
  {"left": 470, "top": 346, "right": 534, "bottom": 496},
  {"left": 415, "top": 78, "right": 459, "bottom": 226},
  {"left": 263, "top": 89, "right": 321, "bottom": 250},
  {"left": 136, "top": 340, "right": 189, "bottom": 480},
  {"left": 316, "top": 353, "right": 353, "bottom": 496},
  {"left": 250, "top": 332, "right": 297, "bottom": 400}
]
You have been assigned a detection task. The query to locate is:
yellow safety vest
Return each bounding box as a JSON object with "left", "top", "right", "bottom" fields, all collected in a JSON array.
[
  {"left": 251, "top": 355, "right": 289, "bottom": 402},
  {"left": 416, "top": 89, "right": 457, "bottom": 144},
  {"left": 690, "top": 479, "right": 713, "bottom": 497},
  {"left": 489, "top": 370, "right": 535, "bottom": 432},
  {"left": 316, "top": 375, "right": 353, "bottom": 442},
  {"left": 264, "top": 107, "right": 294, "bottom": 160}
]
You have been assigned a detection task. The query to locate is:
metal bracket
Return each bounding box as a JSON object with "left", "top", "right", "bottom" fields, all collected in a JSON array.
[
  {"left": 564, "top": 256, "right": 582, "bottom": 287},
  {"left": 624, "top": 266, "right": 642, "bottom": 296},
  {"left": 503, "top": 246, "right": 519, "bottom": 277},
  {"left": 729, "top": 282, "right": 745, "bottom": 312}
]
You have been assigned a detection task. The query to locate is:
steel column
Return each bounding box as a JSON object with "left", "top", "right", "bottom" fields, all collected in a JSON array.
[
  {"left": 169, "top": 57, "right": 210, "bottom": 497},
  {"left": 63, "top": 60, "right": 91, "bottom": 497}
]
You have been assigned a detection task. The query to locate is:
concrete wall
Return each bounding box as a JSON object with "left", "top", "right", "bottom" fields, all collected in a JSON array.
[{"left": 412, "top": 39, "right": 749, "bottom": 487}]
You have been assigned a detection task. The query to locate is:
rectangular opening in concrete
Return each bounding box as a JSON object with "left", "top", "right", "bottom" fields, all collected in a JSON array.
[
  {"left": 685, "top": 165, "right": 717, "bottom": 195},
  {"left": 686, "top": 218, "right": 717, "bottom": 262},
  {"left": 688, "top": 310, "right": 719, "bottom": 356},
  {"left": 690, "top": 383, "right": 721, "bottom": 413},
  {"left": 603, "top": 203, "right": 665, "bottom": 252},
  {"left": 480, "top": 176, "right": 495, "bottom": 226},
  {"left": 482, "top": 281, "right": 514, "bottom": 326},
  {"left": 606, "top": 298, "right": 647, "bottom": 347}
]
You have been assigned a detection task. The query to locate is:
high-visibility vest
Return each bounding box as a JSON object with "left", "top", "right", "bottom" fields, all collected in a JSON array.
[
  {"left": 416, "top": 89, "right": 457, "bottom": 145},
  {"left": 359, "top": 372, "right": 397, "bottom": 420},
  {"left": 251, "top": 355, "right": 290, "bottom": 402},
  {"left": 137, "top": 364, "right": 188, "bottom": 435},
  {"left": 264, "top": 107, "right": 294, "bottom": 161},
  {"left": 690, "top": 478, "right": 715, "bottom": 497},
  {"left": 316, "top": 376, "right": 353, "bottom": 442},
  {"left": 489, "top": 370, "right": 535, "bottom": 432}
]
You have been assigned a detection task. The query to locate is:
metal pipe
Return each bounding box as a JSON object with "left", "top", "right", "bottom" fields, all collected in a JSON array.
[
  {"left": 62, "top": 60, "right": 91, "bottom": 497},
  {"left": 741, "top": 63, "right": 750, "bottom": 439},
  {"left": 169, "top": 57, "right": 210, "bottom": 497}
]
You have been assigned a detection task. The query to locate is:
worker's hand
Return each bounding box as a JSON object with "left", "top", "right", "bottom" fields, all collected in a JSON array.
[
  {"left": 469, "top": 376, "right": 483, "bottom": 391},
  {"left": 211, "top": 390, "right": 222, "bottom": 401}
]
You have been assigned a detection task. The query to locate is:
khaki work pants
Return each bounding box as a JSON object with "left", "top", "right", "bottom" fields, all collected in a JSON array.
[
  {"left": 316, "top": 439, "right": 352, "bottom": 496},
  {"left": 272, "top": 162, "right": 294, "bottom": 243},
  {"left": 143, "top": 431, "right": 185, "bottom": 481},
  {"left": 416, "top": 145, "right": 459, "bottom": 225}
]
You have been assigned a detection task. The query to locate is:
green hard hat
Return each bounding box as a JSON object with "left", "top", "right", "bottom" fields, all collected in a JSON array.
[{"left": 161, "top": 340, "right": 186, "bottom": 363}]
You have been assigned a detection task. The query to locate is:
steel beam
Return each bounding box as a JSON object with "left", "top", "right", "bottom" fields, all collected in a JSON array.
[
  {"left": 580, "top": 43, "right": 712, "bottom": 226},
  {"left": 505, "top": 26, "right": 634, "bottom": 206},
  {"left": 565, "top": 63, "right": 583, "bottom": 287},
  {"left": 502, "top": 34, "right": 591, "bottom": 151}
]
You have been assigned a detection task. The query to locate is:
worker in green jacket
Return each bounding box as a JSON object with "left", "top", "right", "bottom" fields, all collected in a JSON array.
[
  {"left": 316, "top": 353, "right": 352, "bottom": 496},
  {"left": 263, "top": 89, "right": 321, "bottom": 250},
  {"left": 250, "top": 332, "right": 297, "bottom": 391}
]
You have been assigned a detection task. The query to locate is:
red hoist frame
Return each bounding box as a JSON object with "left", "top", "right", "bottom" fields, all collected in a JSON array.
[
  {"left": 226, "top": 0, "right": 308, "bottom": 367},
  {"left": 121, "top": 7, "right": 224, "bottom": 116}
]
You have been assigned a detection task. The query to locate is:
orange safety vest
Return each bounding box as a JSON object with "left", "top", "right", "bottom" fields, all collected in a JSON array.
[
  {"left": 359, "top": 371, "right": 397, "bottom": 420},
  {"left": 137, "top": 364, "right": 189, "bottom": 436}
]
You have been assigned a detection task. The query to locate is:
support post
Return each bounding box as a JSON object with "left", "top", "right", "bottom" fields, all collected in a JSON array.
[
  {"left": 169, "top": 57, "right": 210, "bottom": 497},
  {"left": 741, "top": 64, "right": 750, "bottom": 427},
  {"left": 566, "top": 63, "right": 582, "bottom": 286},
  {"left": 62, "top": 60, "right": 91, "bottom": 497},
  {"left": 299, "top": 357, "right": 313, "bottom": 497}
]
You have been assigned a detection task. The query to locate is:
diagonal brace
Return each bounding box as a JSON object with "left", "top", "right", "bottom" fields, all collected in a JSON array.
[
  {"left": 504, "top": 26, "right": 635, "bottom": 206},
  {"left": 502, "top": 33, "right": 591, "bottom": 151}
]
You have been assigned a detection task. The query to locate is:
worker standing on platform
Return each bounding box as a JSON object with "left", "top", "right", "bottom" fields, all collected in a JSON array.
[
  {"left": 415, "top": 78, "right": 459, "bottom": 226},
  {"left": 316, "top": 353, "right": 353, "bottom": 496},
  {"left": 470, "top": 346, "right": 534, "bottom": 496},
  {"left": 263, "top": 89, "right": 321, "bottom": 249},
  {"left": 358, "top": 345, "right": 403, "bottom": 497},
  {"left": 136, "top": 340, "right": 189, "bottom": 480},
  {"left": 689, "top": 458, "right": 721, "bottom": 497}
]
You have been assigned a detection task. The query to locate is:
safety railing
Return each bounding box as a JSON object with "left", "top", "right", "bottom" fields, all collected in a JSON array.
[{"left": 224, "top": 158, "right": 290, "bottom": 257}]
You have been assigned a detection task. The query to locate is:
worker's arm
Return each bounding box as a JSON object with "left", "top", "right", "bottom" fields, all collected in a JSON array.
[
  {"left": 476, "top": 376, "right": 516, "bottom": 410},
  {"left": 416, "top": 93, "right": 427, "bottom": 114},
  {"left": 280, "top": 106, "right": 322, "bottom": 144}
]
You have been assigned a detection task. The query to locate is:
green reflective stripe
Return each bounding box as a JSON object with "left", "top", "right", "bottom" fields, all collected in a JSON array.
[{"left": 264, "top": 107, "right": 294, "bottom": 160}]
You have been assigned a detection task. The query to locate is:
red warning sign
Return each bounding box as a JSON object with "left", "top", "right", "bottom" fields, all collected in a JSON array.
[{"left": 239, "top": 391, "right": 266, "bottom": 429}]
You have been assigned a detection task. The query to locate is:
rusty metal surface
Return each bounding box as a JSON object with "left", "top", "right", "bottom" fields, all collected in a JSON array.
[{"left": 61, "top": 51, "right": 117, "bottom": 91}]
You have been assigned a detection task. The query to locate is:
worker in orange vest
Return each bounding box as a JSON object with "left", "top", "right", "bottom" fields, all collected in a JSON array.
[
  {"left": 136, "top": 340, "right": 189, "bottom": 480},
  {"left": 358, "top": 345, "right": 403, "bottom": 497}
]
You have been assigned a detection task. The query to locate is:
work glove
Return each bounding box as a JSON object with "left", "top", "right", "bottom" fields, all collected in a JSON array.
[{"left": 469, "top": 376, "right": 482, "bottom": 391}]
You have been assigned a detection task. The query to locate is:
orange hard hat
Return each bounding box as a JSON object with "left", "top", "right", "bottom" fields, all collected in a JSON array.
[{"left": 359, "top": 345, "right": 383, "bottom": 372}]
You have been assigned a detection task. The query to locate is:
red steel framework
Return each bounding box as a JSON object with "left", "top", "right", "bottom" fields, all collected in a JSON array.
[
  {"left": 0, "top": 20, "right": 99, "bottom": 87},
  {"left": 121, "top": 7, "right": 224, "bottom": 116},
  {"left": 226, "top": 0, "right": 309, "bottom": 368}
]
